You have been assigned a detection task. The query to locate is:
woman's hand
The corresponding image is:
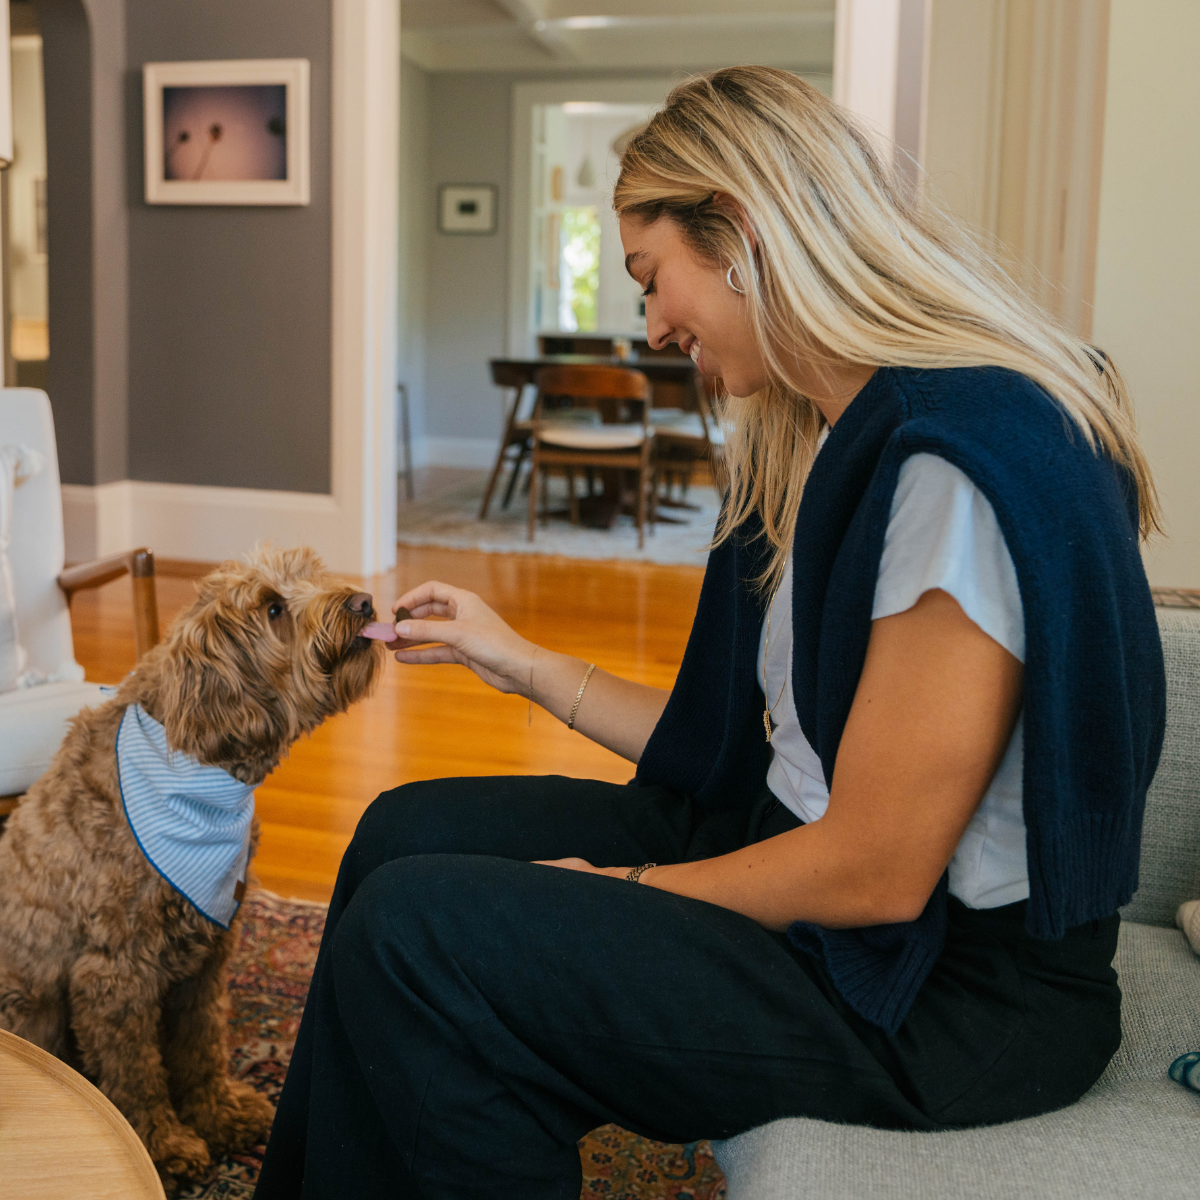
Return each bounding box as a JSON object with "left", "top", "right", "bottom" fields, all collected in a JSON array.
[
  {"left": 388, "top": 579, "right": 672, "bottom": 764},
  {"left": 533, "top": 858, "right": 632, "bottom": 882},
  {"left": 390, "top": 581, "right": 534, "bottom": 695}
]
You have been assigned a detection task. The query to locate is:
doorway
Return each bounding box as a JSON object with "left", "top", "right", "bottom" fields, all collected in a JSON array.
[
  {"left": 5, "top": 1, "right": 48, "bottom": 391},
  {"left": 508, "top": 79, "right": 671, "bottom": 357},
  {"left": 529, "top": 101, "right": 657, "bottom": 340}
]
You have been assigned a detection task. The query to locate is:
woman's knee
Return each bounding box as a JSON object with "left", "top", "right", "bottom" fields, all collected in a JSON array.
[
  {"left": 341, "top": 779, "right": 464, "bottom": 887},
  {"left": 330, "top": 854, "right": 486, "bottom": 992}
]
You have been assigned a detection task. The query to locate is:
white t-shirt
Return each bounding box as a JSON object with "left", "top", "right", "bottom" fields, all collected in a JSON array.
[{"left": 757, "top": 452, "right": 1028, "bottom": 909}]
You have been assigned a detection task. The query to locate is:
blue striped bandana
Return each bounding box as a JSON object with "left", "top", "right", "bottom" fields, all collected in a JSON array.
[{"left": 116, "top": 703, "right": 255, "bottom": 928}]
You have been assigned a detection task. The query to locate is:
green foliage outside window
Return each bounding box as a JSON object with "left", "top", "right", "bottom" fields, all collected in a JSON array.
[{"left": 561, "top": 206, "right": 600, "bottom": 332}]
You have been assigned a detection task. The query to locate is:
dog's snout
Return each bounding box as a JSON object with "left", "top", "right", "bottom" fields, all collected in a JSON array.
[{"left": 345, "top": 592, "right": 374, "bottom": 617}]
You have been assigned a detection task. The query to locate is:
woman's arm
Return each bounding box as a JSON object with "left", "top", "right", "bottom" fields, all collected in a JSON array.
[
  {"left": 541, "top": 587, "right": 1024, "bottom": 930},
  {"left": 388, "top": 581, "right": 670, "bottom": 764}
]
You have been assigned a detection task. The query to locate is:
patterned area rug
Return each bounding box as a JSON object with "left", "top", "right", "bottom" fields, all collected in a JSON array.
[
  {"left": 397, "top": 471, "right": 720, "bottom": 568},
  {"left": 178, "top": 889, "right": 727, "bottom": 1200}
]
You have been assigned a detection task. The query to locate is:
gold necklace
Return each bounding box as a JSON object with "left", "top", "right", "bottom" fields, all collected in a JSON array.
[{"left": 762, "top": 587, "right": 788, "bottom": 742}]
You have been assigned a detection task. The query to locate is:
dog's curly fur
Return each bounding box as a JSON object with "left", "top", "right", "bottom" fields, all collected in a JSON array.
[{"left": 0, "top": 547, "right": 383, "bottom": 1190}]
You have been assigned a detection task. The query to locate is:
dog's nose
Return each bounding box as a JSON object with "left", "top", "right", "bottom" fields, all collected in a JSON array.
[{"left": 345, "top": 592, "right": 374, "bottom": 616}]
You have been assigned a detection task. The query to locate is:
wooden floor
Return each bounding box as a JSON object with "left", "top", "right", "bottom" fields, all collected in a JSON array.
[{"left": 70, "top": 545, "right": 704, "bottom": 902}]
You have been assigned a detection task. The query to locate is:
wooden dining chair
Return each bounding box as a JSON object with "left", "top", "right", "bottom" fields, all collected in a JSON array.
[
  {"left": 479, "top": 361, "right": 536, "bottom": 520},
  {"left": 528, "top": 364, "right": 656, "bottom": 548},
  {"left": 650, "top": 371, "right": 727, "bottom": 518}
]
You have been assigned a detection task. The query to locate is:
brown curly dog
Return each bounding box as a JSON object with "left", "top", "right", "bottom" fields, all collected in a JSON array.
[{"left": 0, "top": 547, "right": 386, "bottom": 1191}]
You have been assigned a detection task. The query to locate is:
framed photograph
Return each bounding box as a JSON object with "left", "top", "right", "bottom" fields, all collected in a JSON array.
[
  {"left": 439, "top": 184, "right": 498, "bottom": 234},
  {"left": 143, "top": 59, "right": 310, "bottom": 205}
]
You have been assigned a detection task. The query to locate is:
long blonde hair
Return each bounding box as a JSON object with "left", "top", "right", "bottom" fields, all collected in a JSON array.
[{"left": 613, "top": 66, "right": 1160, "bottom": 593}]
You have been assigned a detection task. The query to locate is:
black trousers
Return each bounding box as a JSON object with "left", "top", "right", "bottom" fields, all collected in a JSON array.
[{"left": 253, "top": 776, "right": 1121, "bottom": 1200}]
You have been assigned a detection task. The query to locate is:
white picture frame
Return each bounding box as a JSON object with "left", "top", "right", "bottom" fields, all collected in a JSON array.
[
  {"left": 143, "top": 58, "right": 310, "bottom": 206},
  {"left": 439, "top": 184, "right": 498, "bottom": 234}
]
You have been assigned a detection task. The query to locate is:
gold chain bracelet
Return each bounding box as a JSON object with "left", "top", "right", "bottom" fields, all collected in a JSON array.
[{"left": 567, "top": 663, "right": 596, "bottom": 730}]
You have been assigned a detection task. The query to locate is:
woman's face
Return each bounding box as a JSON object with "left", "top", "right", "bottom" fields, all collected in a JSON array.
[{"left": 619, "top": 214, "right": 769, "bottom": 398}]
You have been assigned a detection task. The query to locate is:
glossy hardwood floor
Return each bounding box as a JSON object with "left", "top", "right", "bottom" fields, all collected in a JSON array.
[{"left": 70, "top": 545, "right": 704, "bottom": 901}]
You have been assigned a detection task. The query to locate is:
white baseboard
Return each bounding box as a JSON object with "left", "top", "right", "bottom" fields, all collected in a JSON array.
[
  {"left": 421, "top": 436, "right": 498, "bottom": 469},
  {"left": 60, "top": 483, "right": 101, "bottom": 563},
  {"left": 59, "top": 480, "right": 384, "bottom": 575}
]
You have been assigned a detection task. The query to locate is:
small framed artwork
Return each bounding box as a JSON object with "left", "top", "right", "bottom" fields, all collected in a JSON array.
[
  {"left": 143, "top": 58, "right": 310, "bottom": 205},
  {"left": 439, "top": 184, "right": 498, "bottom": 235}
]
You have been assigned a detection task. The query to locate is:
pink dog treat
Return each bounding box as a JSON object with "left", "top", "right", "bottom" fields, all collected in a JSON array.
[
  {"left": 359, "top": 607, "right": 411, "bottom": 641},
  {"left": 360, "top": 622, "right": 397, "bottom": 641}
]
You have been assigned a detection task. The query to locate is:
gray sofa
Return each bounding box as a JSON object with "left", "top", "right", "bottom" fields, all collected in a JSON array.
[{"left": 713, "top": 607, "right": 1200, "bottom": 1199}]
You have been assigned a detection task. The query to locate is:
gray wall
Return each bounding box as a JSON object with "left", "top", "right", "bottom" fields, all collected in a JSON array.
[
  {"left": 424, "top": 72, "right": 513, "bottom": 444},
  {"left": 38, "top": 0, "right": 95, "bottom": 484},
  {"left": 125, "top": 0, "right": 332, "bottom": 493}
]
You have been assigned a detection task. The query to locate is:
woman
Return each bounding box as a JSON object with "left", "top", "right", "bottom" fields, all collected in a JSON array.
[{"left": 255, "top": 67, "right": 1164, "bottom": 1199}]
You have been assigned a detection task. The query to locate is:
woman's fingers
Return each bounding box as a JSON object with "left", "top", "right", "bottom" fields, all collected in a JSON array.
[
  {"left": 532, "top": 857, "right": 595, "bottom": 870},
  {"left": 394, "top": 580, "right": 469, "bottom": 615},
  {"left": 392, "top": 617, "right": 458, "bottom": 646},
  {"left": 402, "top": 601, "right": 454, "bottom": 621}
]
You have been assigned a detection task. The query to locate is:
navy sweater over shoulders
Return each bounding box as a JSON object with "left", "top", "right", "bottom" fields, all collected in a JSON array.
[{"left": 636, "top": 365, "right": 1165, "bottom": 1033}]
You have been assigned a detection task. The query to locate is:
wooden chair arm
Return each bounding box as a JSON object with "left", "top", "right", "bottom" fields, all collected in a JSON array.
[{"left": 57, "top": 549, "right": 161, "bottom": 660}]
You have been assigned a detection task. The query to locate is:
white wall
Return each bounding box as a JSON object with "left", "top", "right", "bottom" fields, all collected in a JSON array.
[{"left": 1092, "top": 0, "right": 1200, "bottom": 587}]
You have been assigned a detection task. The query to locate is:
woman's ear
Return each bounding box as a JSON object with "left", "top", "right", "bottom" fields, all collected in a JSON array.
[{"left": 712, "top": 191, "right": 758, "bottom": 255}]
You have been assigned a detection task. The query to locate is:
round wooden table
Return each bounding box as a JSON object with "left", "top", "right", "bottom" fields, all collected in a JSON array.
[{"left": 0, "top": 1028, "right": 165, "bottom": 1199}]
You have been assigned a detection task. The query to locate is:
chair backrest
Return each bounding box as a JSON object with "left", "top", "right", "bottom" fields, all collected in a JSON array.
[
  {"left": 1120, "top": 607, "right": 1200, "bottom": 927},
  {"left": 534, "top": 364, "right": 652, "bottom": 427},
  {"left": 1, "top": 389, "right": 78, "bottom": 679},
  {"left": 490, "top": 360, "right": 530, "bottom": 390}
]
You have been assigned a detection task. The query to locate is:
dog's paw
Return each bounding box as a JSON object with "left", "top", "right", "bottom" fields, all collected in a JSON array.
[
  {"left": 181, "top": 1077, "right": 276, "bottom": 1155},
  {"left": 148, "top": 1122, "right": 211, "bottom": 1184}
]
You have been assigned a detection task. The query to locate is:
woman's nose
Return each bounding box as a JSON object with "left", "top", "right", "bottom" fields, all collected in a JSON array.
[{"left": 345, "top": 592, "right": 374, "bottom": 616}]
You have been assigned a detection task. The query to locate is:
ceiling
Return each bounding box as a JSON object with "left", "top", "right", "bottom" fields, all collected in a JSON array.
[{"left": 400, "top": 0, "right": 836, "bottom": 75}]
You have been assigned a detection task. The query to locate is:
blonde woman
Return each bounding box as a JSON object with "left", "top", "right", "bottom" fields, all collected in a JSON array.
[{"left": 256, "top": 67, "right": 1164, "bottom": 1199}]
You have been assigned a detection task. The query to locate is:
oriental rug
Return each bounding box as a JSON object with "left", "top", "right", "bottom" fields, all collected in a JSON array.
[{"left": 177, "top": 888, "right": 728, "bottom": 1200}]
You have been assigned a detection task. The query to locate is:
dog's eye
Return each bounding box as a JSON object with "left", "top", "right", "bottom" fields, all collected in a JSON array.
[{"left": 267, "top": 602, "right": 285, "bottom": 620}]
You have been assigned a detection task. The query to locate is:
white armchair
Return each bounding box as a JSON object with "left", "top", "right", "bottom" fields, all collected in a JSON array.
[{"left": 0, "top": 388, "right": 159, "bottom": 807}]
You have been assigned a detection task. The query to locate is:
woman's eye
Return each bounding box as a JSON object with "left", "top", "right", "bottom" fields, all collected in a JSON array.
[
  {"left": 268, "top": 602, "right": 284, "bottom": 620},
  {"left": 641, "top": 278, "right": 656, "bottom": 297}
]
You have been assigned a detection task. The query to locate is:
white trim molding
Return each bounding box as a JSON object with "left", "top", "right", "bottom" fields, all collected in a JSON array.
[
  {"left": 330, "top": 0, "right": 400, "bottom": 575},
  {"left": 60, "top": 481, "right": 361, "bottom": 569}
]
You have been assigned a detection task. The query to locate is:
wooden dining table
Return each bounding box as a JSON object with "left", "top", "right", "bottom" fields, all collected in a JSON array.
[
  {"left": 486, "top": 354, "right": 708, "bottom": 530},
  {"left": 490, "top": 352, "right": 703, "bottom": 398}
]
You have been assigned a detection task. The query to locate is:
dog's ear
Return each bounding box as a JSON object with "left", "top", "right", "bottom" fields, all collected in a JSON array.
[{"left": 157, "top": 599, "right": 295, "bottom": 778}]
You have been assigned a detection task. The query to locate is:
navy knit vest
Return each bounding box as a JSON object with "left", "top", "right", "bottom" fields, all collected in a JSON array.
[{"left": 637, "top": 366, "right": 1165, "bottom": 1033}]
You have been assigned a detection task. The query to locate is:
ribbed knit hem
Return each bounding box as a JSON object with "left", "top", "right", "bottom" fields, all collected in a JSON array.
[{"left": 1024, "top": 807, "right": 1143, "bottom": 938}]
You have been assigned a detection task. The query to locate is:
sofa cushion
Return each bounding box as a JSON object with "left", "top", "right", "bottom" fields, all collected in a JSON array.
[
  {"left": 0, "top": 679, "right": 107, "bottom": 795},
  {"left": 712, "top": 921, "right": 1200, "bottom": 1199},
  {"left": 1120, "top": 609, "right": 1200, "bottom": 928}
]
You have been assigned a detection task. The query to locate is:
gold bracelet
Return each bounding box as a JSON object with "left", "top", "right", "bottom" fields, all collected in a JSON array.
[
  {"left": 626, "top": 862, "right": 657, "bottom": 884},
  {"left": 567, "top": 663, "right": 596, "bottom": 730}
]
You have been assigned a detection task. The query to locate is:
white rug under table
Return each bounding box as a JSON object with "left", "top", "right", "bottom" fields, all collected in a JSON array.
[{"left": 397, "top": 473, "right": 718, "bottom": 568}]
